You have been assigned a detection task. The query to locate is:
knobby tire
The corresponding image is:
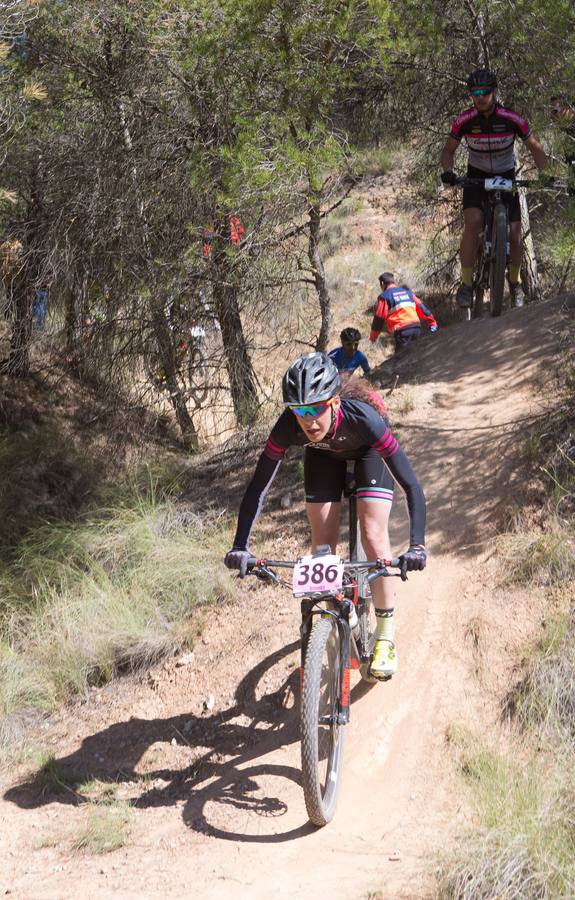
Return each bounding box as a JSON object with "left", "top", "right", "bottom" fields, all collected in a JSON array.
[
  {"left": 301, "top": 615, "right": 345, "bottom": 827},
  {"left": 473, "top": 285, "right": 485, "bottom": 319},
  {"left": 187, "top": 345, "right": 209, "bottom": 406},
  {"left": 490, "top": 203, "right": 507, "bottom": 317}
]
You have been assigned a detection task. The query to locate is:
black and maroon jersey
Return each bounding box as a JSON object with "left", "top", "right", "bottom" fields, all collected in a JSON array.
[
  {"left": 264, "top": 400, "right": 399, "bottom": 462},
  {"left": 450, "top": 103, "right": 531, "bottom": 174},
  {"left": 231, "top": 399, "right": 426, "bottom": 551}
]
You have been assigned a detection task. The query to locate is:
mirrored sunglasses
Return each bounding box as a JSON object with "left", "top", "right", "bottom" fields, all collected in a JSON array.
[
  {"left": 290, "top": 399, "right": 333, "bottom": 418},
  {"left": 470, "top": 88, "right": 493, "bottom": 97}
]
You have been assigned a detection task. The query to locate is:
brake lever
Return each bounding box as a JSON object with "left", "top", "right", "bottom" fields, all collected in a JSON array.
[{"left": 252, "top": 564, "right": 280, "bottom": 585}]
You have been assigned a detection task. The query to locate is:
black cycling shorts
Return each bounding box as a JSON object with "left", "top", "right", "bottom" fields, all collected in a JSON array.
[
  {"left": 304, "top": 445, "right": 395, "bottom": 504},
  {"left": 463, "top": 165, "right": 521, "bottom": 223}
]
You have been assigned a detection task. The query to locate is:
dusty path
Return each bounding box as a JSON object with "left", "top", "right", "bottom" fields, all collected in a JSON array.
[{"left": 1, "top": 298, "right": 567, "bottom": 899}]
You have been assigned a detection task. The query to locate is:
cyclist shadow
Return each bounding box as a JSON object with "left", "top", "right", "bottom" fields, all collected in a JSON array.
[{"left": 4, "top": 640, "right": 321, "bottom": 843}]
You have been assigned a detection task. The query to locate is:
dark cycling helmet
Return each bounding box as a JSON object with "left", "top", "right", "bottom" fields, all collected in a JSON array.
[
  {"left": 378, "top": 271, "right": 395, "bottom": 286},
  {"left": 340, "top": 327, "right": 361, "bottom": 343},
  {"left": 467, "top": 68, "right": 497, "bottom": 90},
  {"left": 282, "top": 352, "right": 341, "bottom": 405}
]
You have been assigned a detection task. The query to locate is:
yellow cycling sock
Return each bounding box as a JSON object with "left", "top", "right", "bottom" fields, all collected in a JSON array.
[
  {"left": 375, "top": 608, "right": 394, "bottom": 641},
  {"left": 508, "top": 264, "right": 521, "bottom": 284},
  {"left": 461, "top": 267, "right": 473, "bottom": 287}
]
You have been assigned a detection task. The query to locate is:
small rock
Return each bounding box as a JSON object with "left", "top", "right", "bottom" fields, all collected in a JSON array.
[
  {"left": 388, "top": 849, "right": 402, "bottom": 861},
  {"left": 170, "top": 737, "right": 177, "bottom": 746},
  {"left": 176, "top": 652, "right": 195, "bottom": 667},
  {"left": 203, "top": 694, "right": 215, "bottom": 712},
  {"left": 280, "top": 492, "right": 292, "bottom": 509}
]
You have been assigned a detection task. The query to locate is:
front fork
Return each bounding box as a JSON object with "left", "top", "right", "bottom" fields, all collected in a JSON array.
[{"left": 300, "top": 600, "right": 352, "bottom": 726}]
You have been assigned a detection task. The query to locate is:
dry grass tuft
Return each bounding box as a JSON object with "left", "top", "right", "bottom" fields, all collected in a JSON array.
[
  {"left": 438, "top": 729, "right": 575, "bottom": 898},
  {"left": 0, "top": 481, "right": 236, "bottom": 742},
  {"left": 508, "top": 613, "right": 575, "bottom": 740},
  {"left": 497, "top": 517, "right": 575, "bottom": 587},
  {"left": 71, "top": 800, "right": 131, "bottom": 855}
]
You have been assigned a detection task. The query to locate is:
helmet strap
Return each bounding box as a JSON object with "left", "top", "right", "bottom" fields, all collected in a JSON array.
[{"left": 326, "top": 402, "right": 338, "bottom": 437}]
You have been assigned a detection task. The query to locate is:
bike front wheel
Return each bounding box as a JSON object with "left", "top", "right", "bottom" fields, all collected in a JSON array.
[
  {"left": 489, "top": 203, "right": 507, "bottom": 317},
  {"left": 301, "top": 614, "right": 346, "bottom": 826},
  {"left": 186, "top": 345, "right": 209, "bottom": 406}
]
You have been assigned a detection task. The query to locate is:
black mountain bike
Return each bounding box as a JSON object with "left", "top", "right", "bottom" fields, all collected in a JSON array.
[
  {"left": 246, "top": 485, "right": 403, "bottom": 827},
  {"left": 454, "top": 176, "right": 533, "bottom": 319},
  {"left": 145, "top": 322, "right": 209, "bottom": 407}
]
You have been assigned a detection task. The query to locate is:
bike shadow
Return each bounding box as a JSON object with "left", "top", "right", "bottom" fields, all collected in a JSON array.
[{"left": 5, "top": 638, "right": 374, "bottom": 843}]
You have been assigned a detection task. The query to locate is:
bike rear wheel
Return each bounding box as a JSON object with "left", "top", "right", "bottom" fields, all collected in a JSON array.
[
  {"left": 489, "top": 203, "right": 507, "bottom": 317},
  {"left": 301, "top": 614, "right": 346, "bottom": 826},
  {"left": 473, "top": 285, "right": 485, "bottom": 319}
]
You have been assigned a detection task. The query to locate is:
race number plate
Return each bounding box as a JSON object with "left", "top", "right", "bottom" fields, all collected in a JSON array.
[
  {"left": 484, "top": 177, "right": 513, "bottom": 192},
  {"left": 292, "top": 554, "right": 344, "bottom": 595}
]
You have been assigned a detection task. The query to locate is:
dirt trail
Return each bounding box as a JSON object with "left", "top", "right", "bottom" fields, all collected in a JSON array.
[{"left": 1, "top": 295, "right": 567, "bottom": 899}]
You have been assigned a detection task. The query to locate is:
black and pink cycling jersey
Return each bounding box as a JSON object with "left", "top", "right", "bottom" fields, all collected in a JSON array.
[
  {"left": 231, "top": 399, "right": 426, "bottom": 551},
  {"left": 450, "top": 103, "right": 531, "bottom": 174}
]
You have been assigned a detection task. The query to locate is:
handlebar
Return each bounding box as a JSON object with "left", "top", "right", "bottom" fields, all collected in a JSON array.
[
  {"left": 246, "top": 556, "right": 401, "bottom": 570},
  {"left": 450, "top": 175, "right": 552, "bottom": 190},
  {"left": 246, "top": 556, "right": 403, "bottom": 587}
]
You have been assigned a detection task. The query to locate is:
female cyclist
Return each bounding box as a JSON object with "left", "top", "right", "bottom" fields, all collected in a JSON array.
[{"left": 224, "top": 352, "right": 427, "bottom": 679}]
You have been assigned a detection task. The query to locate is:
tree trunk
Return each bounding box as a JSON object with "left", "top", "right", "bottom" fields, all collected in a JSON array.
[
  {"left": 308, "top": 200, "right": 332, "bottom": 351},
  {"left": 151, "top": 302, "right": 198, "bottom": 450},
  {"left": 5, "top": 267, "right": 33, "bottom": 376},
  {"left": 212, "top": 277, "right": 258, "bottom": 427},
  {"left": 519, "top": 188, "right": 542, "bottom": 302},
  {"left": 64, "top": 281, "right": 78, "bottom": 354}
]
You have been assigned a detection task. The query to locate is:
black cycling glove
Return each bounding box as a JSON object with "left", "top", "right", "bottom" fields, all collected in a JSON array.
[
  {"left": 224, "top": 548, "right": 252, "bottom": 578},
  {"left": 441, "top": 170, "right": 457, "bottom": 186},
  {"left": 398, "top": 546, "right": 427, "bottom": 581}
]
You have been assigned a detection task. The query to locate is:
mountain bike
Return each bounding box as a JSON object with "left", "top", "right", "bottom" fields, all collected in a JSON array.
[
  {"left": 454, "top": 176, "right": 534, "bottom": 319},
  {"left": 247, "top": 553, "right": 400, "bottom": 827},
  {"left": 145, "top": 322, "right": 209, "bottom": 407},
  {"left": 246, "top": 481, "right": 404, "bottom": 827}
]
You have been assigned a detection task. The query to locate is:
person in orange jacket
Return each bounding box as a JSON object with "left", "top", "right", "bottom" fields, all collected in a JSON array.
[{"left": 369, "top": 272, "right": 438, "bottom": 353}]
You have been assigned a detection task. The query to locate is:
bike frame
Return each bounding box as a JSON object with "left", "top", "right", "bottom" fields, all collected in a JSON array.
[
  {"left": 248, "top": 555, "right": 400, "bottom": 728},
  {"left": 454, "top": 176, "right": 533, "bottom": 319}
]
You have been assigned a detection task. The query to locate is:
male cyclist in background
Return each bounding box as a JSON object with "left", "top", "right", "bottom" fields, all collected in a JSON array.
[
  {"left": 440, "top": 68, "right": 548, "bottom": 309},
  {"left": 329, "top": 327, "right": 371, "bottom": 375},
  {"left": 370, "top": 273, "right": 437, "bottom": 353}
]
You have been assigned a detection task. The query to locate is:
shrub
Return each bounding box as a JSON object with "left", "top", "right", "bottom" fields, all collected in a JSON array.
[
  {"left": 0, "top": 484, "right": 235, "bottom": 732},
  {"left": 497, "top": 518, "right": 575, "bottom": 586},
  {"left": 438, "top": 731, "right": 575, "bottom": 899}
]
